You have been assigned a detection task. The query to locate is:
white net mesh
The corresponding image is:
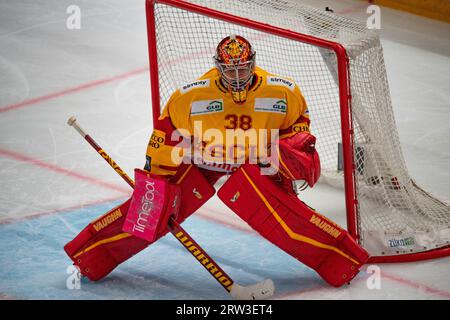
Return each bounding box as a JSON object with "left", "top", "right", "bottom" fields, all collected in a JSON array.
[{"left": 149, "top": 0, "right": 450, "bottom": 257}]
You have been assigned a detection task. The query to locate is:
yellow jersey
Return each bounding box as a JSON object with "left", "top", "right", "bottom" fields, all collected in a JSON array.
[{"left": 146, "top": 66, "right": 310, "bottom": 175}]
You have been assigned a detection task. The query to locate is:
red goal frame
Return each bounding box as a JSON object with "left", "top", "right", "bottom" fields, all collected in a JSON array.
[{"left": 145, "top": 0, "right": 450, "bottom": 263}]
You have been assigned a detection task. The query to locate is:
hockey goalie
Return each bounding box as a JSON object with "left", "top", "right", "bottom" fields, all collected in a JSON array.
[{"left": 64, "top": 35, "right": 369, "bottom": 288}]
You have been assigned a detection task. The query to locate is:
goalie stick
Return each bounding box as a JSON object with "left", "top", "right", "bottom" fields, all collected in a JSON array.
[{"left": 67, "top": 116, "right": 274, "bottom": 300}]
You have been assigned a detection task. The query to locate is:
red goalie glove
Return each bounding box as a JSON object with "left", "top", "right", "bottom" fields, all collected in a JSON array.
[{"left": 275, "top": 131, "right": 321, "bottom": 187}]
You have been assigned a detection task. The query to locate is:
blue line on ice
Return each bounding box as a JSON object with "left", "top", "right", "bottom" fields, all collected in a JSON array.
[{"left": 0, "top": 200, "right": 322, "bottom": 299}]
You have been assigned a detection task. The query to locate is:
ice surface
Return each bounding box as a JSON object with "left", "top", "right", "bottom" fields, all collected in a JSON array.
[{"left": 0, "top": 0, "right": 449, "bottom": 299}]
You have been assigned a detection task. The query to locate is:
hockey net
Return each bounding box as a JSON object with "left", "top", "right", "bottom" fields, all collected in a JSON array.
[{"left": 146, "top": 0, "right": 450, "bottom": 262}]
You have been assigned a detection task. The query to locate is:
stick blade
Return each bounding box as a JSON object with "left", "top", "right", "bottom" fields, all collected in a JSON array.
[{"left": 230, "top": 279, "right": 275, "bottom": 300}]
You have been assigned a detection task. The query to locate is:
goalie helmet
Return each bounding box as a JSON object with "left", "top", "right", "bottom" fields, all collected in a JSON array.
[{"left": 214, "top": 35, "right": 256, "bottom": 103}]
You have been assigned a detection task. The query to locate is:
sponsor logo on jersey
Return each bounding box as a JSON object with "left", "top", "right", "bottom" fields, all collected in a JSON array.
[
  {"left": 309, "top": 214, "right": 342, "bottom": 239},
  {"left": 267, "top": 76, "right": 295, "bottom": 91},
  {"left": 387, "top": 236, "right": 416, "bottom": 249},
  {"left": 148, "top": 129, "right": 165, "bottom": 149},
  {"left": 292, "top": 122, "right": 309, "bottom": 133},
  {"left": 254, "top": 98, "right": 287, "bottom": 114},
  {"left": 191, "top": 99, "right": 224, "bottom": 116},
  {"left": 92, "top": 208, "right": 123, "bottom": 232},
  {"left": 180, "top": 79, "right": 210, "bottom": 94}
]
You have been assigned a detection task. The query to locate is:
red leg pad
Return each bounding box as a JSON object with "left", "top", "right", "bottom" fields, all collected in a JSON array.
[
  {"left": 64, "top": 165, "right": 215, "bottom": 281},
  {"left": 172, "top": 164, "right": 217, "bottom": 222},
  {"left": 64, "top": 199, "right": 151, "bottom": 281},
  {"left": 217, "top": 164, "right": 369, "bottom": 287}
]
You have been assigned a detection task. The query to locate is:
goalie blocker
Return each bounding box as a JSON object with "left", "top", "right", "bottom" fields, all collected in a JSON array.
[
  {"left": 122, "top": 168, "right": 181, "bottom": 242},
  {"left": 64, "top": 164, "right": 215, "bottom": 281},
  {"left": 218, "top": 164, "right": 369, "bottom": 287}
]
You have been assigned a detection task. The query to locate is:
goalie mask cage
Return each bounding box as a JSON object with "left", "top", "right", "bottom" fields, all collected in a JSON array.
[{"left": 146, "top": 0, "right": 450, "bottom": 263}]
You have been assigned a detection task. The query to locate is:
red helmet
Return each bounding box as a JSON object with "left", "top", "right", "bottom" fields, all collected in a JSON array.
[{"left": 214, "top": 35, "right": 256, "bottom": 103}]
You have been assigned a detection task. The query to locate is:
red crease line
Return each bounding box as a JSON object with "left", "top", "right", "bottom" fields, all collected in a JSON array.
[
  {"left": 195, "top": 208, "right": 256, "bottom": 235},
  {"left": 382, "top": 271, "right": 450, "bottom": 299},
  {"left": 0, "top": 67, "right": 149, "bottom": 113},
  {"left": 0, "top": 148, "right": 130, "bottom": 194},
  {"left": 0, "top": 195, "right": 126, "bottom": 225}
]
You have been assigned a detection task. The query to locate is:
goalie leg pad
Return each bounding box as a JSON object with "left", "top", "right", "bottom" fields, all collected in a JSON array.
[
  {"left": 217, "top": 164, "right": 369, "bottom": 287},
  {"left": 64, "top": 199, "right": 149, "bottom": 281},
  {"left": 64, "top": 165, "right": 215, "bottom": 281}
]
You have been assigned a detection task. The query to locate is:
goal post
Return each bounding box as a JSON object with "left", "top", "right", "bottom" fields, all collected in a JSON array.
[{"left": 145, "top": 0, "right": 450, "bottom": 263}]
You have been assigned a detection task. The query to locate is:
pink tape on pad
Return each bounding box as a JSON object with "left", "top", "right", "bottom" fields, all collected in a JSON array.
[{"left": 122, "top": 169, "right": 176, "bottom": 242}]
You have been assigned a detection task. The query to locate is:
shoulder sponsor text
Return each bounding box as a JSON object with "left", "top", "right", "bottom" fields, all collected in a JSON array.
[
  {"left": 267, "top": 76, "right": 295, "bottom": 91},
  {"left": 180, "top": 79, "right": 210, "bottom": 94}
]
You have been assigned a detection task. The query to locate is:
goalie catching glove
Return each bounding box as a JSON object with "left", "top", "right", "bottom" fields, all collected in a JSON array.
[
  {"left": 265, "top": 131, "right": 321, "bottom": 191},
  {"left": 277, "top": 131, "right": 320, "bottom": 187}
]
